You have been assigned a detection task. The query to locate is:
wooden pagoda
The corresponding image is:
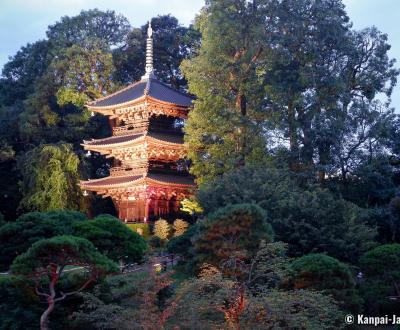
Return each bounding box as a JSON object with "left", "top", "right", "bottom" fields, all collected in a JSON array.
[{"left": 80, "top": 21, "right": 195, "bottom": 223}]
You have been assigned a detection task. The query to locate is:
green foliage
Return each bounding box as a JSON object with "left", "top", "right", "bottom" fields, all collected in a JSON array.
[
  {"left": 73, "top": 215, "right": 147, "bottom": 264},
  {"left": 148, "top": 236, "right": 163, "bottom": 249},
  {"left": 291, "top": 254, "right": 362, "bottom": 312},
  {"left": 18, "top": 143, "right": 84, "bottom": 212},
  {"left": 169, "top": 265, "right": 343, "bottom": 329},
  {"left": 0, "top": 211, "right": 85, "bottom": 271},
  {"left": 192, "top": 203, "right": 273, "bottom": 269},
  {"left": 167, "top": 267, "right": 230, "bottom": 328},
  {"left": 71, "top": 271, "right": 170, "bottom": 329},
  {"left": 10, "top": 235, "right": 117, "bottom": 277},
  {"left": 153, "top": 218, "right": 171, "bottom": 241},
  {"left": 198, "top": 166, "right": 377, "bottom": 263},
  {"left": 247, "top": 242, "right": 292, "bottom": 290},
  {"left": 181, "top": 0, "right": 269, "bottom": 184},
  {"left": 46, "top": 9, "right": 131, "bottom": 49},
  {"left": 53, "top": 42, "right": 116, "bottom": 107},
  {"left": 126, "top": 223, "right": 151, "bottom": 239},
  {"left": 167, "top": 223, "right": 199, "bottom": 258},
  {"left": 0, "top": 276, "right": 42, "bottom": 330},
  {"left": 359, "top": 244, "right": 400, "bottom": 314},
  {"left": 244, "top": 290, "right": 344, "bottom": 330},
  {"left": 262, "top": 0, "right": 398, "bottom": 180},
  {"left": 70, "top": 272, "right": 144, "bottom": 328},
  {"left": 11, "top": 235, "right": 117, "bottom": 329},
  {"left": 197, "top": 166, "right": 294, "bottom": 214},
  {"left": 271, "top": 187, "right": 377, "bottom": 263},
  {"left": 1, "top": 40, "right": 52, "bottom": 103}
]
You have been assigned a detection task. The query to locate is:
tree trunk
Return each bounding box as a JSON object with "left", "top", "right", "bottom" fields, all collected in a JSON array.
[
  {"left": 40, "top": 298, "right": 55, "bottom": 330},
  {"left": 235, "top": 93, "right": 247, "bottom": 167},
  {"left": 317, "top": 141, "right": 330, "bottom": 183},
  {"left": 40, "top": 264, "right": 58, "bottom": 330},
  {"left": 287, "top": 98, "right": 299, "bottom": 172}
]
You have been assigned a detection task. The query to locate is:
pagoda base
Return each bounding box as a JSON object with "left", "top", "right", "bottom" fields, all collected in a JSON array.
[{"left": 114, "top": 197, "right": 180, "bottom": 223}]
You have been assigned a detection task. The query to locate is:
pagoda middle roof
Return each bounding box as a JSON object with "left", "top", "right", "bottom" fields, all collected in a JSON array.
[
  {"left": 87, "top": 78, "right": 194, "bottom": 108},
  {"left": 83, "top": 131, "right": 184, "bottom": 147},
  {"left": 80, "top": 173, "right": 195, "bottom": 188}
]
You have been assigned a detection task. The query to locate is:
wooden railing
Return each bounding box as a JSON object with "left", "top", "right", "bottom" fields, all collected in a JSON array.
[
  {"left": 109, "top": 166, "right": 147, "bottom": 177},
  {"left": 112, "top": 122, "right": 184, "bottom": 136},
  {"left": 113, "top": 120, "right": 149, "bottom": 136}
]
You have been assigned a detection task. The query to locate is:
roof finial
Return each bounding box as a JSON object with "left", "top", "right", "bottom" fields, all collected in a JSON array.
[{"left": 142, "top": 20, "right": 155, "bottom": 80}]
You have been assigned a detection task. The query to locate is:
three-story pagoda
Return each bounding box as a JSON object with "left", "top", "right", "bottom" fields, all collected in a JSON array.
[{"left": 80, "top": 21, "right": 195, "bottom": 223}]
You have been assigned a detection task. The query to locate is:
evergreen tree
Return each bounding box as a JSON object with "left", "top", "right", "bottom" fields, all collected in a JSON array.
[
  {"left": 181, "top": 0, "right": 269, "bottom": 184},
  {"left": 10, "top": 235, "right": 117, "bottom": 330},
  {"left": 192, "top": 203, "right": 273, "bottom": 269}
]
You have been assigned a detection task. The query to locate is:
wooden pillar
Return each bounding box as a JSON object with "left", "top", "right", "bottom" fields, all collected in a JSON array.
[
  {"left": 144, "top": 199, "right": 150, "bottom": 222},
  {"left": 155, "top": 199, "right": 159, "bottom": 218},
  {"left": 166, "top": 196, "right": 170, "bottom": 215}
]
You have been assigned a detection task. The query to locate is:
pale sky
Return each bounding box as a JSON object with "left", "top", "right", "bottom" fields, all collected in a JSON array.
[{"left": 0, "top": 0, "right": 399, "bottom": 109}]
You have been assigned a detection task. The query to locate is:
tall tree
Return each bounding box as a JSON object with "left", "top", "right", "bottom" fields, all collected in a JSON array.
[
  {"left": 181, "top": 0, "right": 269, "bottom": 183},
  {"left": 18, "top": 143, "right": 84, "bottom": 212},
  {"left": 1, "top": 40, "right": 52, "bottom": 104},
  {"left": 46, "top": 9, "right": 130, "bottom": 49},
  {"left": 263, "top": 0, "right": 399, "bottom": 181}
]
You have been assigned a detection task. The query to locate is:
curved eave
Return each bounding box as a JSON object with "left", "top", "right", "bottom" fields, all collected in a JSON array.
[
  {"left": 82, "top": 134, "right": 184, "bottom": 150},
  {"left": 145, "top": 176, "right": 195, "bottom": 188},
  {"left": 79, "top": 175, "right": 145, "bottom": 190},
  {"left": 146, "top": 95, "right": 193, "bottom": 109},
  {"left": 80, "top": 174, "right": 195, "bottom": 191},
  {"left": 82, "top": 135, "right": 145, "bottom": 149},
  {"left": 86, "top": 95, "right": 147, "bottom": 111},
  {"left": 86, "top": 95, "right": 193, "bottom": 113},
  {"left": 147, "top": 135, "right": 184, "bottom": 147}
]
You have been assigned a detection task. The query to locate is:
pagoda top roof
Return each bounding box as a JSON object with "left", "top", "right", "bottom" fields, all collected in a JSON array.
[
  {"left": 80, "top": 172, "right": 194, "bottom": 189},
  {"left": 82, "top": 131, "right": 184, "bottom": 148},
  {"left": 87, "top": 78, "right": 194, "bottom": 108}
]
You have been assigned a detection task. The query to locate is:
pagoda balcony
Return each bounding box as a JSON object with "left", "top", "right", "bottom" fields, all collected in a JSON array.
[
  {"left": 113, "top": 122, "right": 148, "bottom": 136},
  {"left": 112, "top": 122, "right": 184, "bottom": 137},
  {"left": 109, "top": 165, "right": 147, "bottom": 177}
]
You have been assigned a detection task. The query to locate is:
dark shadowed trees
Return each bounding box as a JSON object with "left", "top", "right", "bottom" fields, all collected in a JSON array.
[{"left": 73, "top": 215, "right": 147, "bottom": 264}]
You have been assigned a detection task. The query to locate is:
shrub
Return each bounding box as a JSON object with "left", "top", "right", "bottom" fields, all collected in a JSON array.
[
  {"left": 0, "top": 211, "right": 86, "bottom": 271},
  {"left": 197, "top": 166, "right": 377, "bottom": 263},
  {"left": 148, "top": 236, "right": 163, "bottom": 249},
  {"left": 192, "top": 203, "right": 273, "bottom": 269},
  {"left": 291, "top": 254, "right": 362, "bottom": 312},
  {"left": 153, "top": 219, "right": 171, "bottom": 241},
  {"left": 173, "top": 219, "right": 189, "bottom": 237},
  {"left": 359, "top": 244, "right": 400, "bottom": 314},
  {"left": 73, "top": 215, "right": 147, "bottom": 264},
  {"left": 167, "top": 224, "right": 199, "bottom": 257}
]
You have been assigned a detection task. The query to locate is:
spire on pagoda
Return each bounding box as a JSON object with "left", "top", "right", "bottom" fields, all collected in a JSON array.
[
  {"left": 81, "top": 19, "right": 195, "bottom": 223},
  {"left": 142, "top": 20, "right": 155, "bottom": 80}
]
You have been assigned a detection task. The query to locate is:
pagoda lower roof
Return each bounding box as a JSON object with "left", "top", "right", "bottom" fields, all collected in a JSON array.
[
  {"left": 83, "top": 131, "right": 184, "bottom": 148},
  {"left": 80, "top": 173, "right": 195, "bottom": 189},
  {"left": 87, "top": 78, "right": 194, "bottom": 108}
]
